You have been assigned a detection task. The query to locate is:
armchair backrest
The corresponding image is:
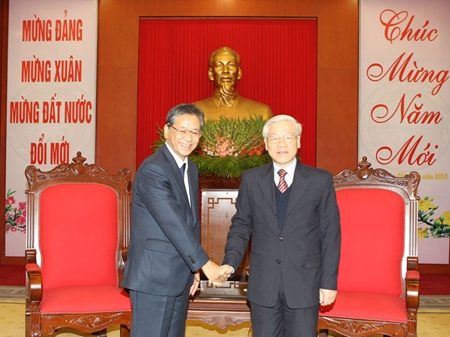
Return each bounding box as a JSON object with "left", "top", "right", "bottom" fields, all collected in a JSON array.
[
  {"left": 25, "top": 152, "right": 132, "bottom": 289},
  {"left": 333, "top": 157, "right": 420, "bottom": 298}
]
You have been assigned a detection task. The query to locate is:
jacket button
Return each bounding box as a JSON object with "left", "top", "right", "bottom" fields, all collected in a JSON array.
[
  {"left": 276, "top": 259, "right": 281, "bottom": 264},
  {"left": 279, "top": 236, "right": 284, "bottom": 241}
]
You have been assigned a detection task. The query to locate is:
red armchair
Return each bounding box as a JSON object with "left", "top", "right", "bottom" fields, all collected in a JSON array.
[
  {"left": 25, "top": 152, "right": 132, "bottom": 337},
  {"left": 318, "top": 157, "right": 421, "bottom": 337}
]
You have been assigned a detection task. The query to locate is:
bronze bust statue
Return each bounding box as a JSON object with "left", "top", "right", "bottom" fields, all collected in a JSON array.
[{"left": 193, "top": 46, "right": 273, "bottom": 120}]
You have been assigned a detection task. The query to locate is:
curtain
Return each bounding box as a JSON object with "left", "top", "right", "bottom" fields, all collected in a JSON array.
[{"left": 137, "top": 18, "right": 317, "bottom": 168}]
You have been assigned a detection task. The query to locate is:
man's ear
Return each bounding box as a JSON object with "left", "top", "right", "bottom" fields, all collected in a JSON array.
[
  {"left": 208, "top": 68, "right": 214, "bottom": 81},
  {"left": 237, "top": 68, "right": 242, "bottom": 80},
  {"left": 163, "top": 124, "right": 170, "bottom": 139}
]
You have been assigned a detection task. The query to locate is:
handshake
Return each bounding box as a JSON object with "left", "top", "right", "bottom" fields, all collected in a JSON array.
[{"left": 201, "top": 260, "right": 234, "bottom": 286}]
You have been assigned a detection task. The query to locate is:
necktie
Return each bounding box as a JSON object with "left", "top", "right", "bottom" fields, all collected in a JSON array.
[
  {"left": 277, "top": 169, "right": 288, "bottom": 193},
  {"left": 180, "top": 163, "right": 191, "bottom": 206}
]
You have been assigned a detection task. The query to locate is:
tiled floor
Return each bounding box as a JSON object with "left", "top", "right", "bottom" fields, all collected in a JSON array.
[{"left": 1, "top": 287, "right": 449, "bottom": 337}]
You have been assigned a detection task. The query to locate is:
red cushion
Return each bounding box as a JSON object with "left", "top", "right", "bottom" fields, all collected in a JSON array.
[
  {"left": 336, "top": 188, "right": 405, "bottom": 296},
  {"left": 40, "top": 286, "right": 131, "bottom": 313},
  {"left": 39, "top": 183, "right": 120, "bottom": 289},
  {"left": 319, "top": 291, "right": 407, "bottom": 322}
]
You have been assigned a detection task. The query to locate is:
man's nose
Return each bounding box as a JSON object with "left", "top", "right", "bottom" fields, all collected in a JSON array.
[
  {"left": 277, "top": 138, "right": 288, "bottom": 146},
  {"left": 183, "top": 132, "right": 194, "bottom": 140}
]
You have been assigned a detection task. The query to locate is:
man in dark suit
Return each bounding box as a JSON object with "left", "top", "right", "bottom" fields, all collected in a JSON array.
[
  {"left": 222, "top": 114, "right": 341, "bottom": 337},
  {"left": 121, "top": 104, "right": 228, "bottom": 337}
]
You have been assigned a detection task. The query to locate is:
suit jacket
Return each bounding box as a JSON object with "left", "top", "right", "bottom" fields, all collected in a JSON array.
[
  {"left": 223, "top": 160, "right": 341, "bottom": 309},
  {"left": 121, "top": 144, "right": 209, "bottom": 296}
]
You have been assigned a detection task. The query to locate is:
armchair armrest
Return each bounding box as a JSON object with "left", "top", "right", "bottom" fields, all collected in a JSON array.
[
  {"left": 26, "top": 261, "right": 43, "bottom": 302},
  {"left": 122, "top": 247, "right": 128, "bottom": 263},
  {"left": 25, "top": 249, "right": 37, "bottom": 264},
  {"left": 405, "top": 256, "right": 420, "bottom": 310},
  {"left": 407, "top": 256, "right": 419, "bottom": 272}
]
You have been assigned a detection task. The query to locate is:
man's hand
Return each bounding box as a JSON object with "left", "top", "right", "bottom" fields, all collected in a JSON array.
[
  {"left": 319, "top": 288, "right": 337, "bottom": 306},
  {"left": 189, "top": 271, "right": 201, "bottom": 296},
  {"left": 201, "top": 260, "right": 231, "bottom": 286},
  {"left": 220, "top": 264, "right": 234, "bottom": 280}
]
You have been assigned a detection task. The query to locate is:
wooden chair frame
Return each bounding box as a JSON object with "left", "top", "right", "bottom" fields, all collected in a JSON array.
[
  {"left": 25, "top": 152, "right": 132, "bottom": 337},
  {"left": 318, "top": 157, "right": 421, "bottom": 337}
]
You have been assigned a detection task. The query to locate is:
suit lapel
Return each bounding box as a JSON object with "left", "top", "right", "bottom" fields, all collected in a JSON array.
[
  {"left": 258, "top": 164, "right": 276, "bottom": 212},
  {"left": 161, "top": 145, "right": 190, "bottom": 208},
  {"left": 257, "top": 164, "right": 280, "bottom": 234},
  {"left": 285, "top": 161, "right": 309, "bottom": 219}
]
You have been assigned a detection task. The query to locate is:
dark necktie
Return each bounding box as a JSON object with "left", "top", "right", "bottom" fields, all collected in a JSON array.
[
  {"left": 180, "top": 163, "right": 186, "bottom": 178},
  {"left": 277, "top": 169, "right": 288, "bottom": 193}
]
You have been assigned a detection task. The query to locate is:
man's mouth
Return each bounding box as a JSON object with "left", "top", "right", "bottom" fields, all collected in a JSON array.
[{"left": 180, "top": 143, "right": 193, "bottom": 150}]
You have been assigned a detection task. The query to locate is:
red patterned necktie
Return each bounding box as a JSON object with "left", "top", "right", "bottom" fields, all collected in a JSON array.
[{"left": 277, "top": 169, "right": 288, "bottom": 193}]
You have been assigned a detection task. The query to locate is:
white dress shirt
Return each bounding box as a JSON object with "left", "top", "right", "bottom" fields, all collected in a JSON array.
[{"left": 273, "top": 160, "right": 297, "bottom": 188}]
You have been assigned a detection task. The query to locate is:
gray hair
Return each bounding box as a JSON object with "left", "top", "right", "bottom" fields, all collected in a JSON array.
[
  {"left": 166, "top": 104, "right": 205, "bottom": 129},
  {"left": 262, "top": 115, "right": 302, "bottom": 138}
]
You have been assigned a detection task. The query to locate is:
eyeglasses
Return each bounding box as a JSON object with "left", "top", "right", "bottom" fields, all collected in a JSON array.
[
  {"left": 170, "top": 125, "right": 202, "bottom": 139},
  {"left": 266, "top": 135, "right": 298, "bottom": 144}
]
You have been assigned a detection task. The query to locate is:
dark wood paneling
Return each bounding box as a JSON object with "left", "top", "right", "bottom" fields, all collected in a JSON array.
[{"left": 200, "top": 189, "right": 250, "bottom": 279}]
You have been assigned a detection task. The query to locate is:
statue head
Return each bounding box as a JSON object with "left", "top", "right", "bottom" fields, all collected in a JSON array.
[{"left": 207, "top": 47, "right": 243, "bottom": 97}]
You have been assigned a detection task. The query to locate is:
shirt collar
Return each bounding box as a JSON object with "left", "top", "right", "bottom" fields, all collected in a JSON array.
[
  {"left": 165, "top": 143, "right": 188, "bottom": 171},
  {"left": 273, "top": 160, "right": 297, "bottom": 186}
]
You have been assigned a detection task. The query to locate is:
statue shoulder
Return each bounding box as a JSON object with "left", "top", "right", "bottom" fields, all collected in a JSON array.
[
  {"left": 237, "top": 96, "right": 273, "bottom": 118},
  {"left": 238, "top": 96, "right": 270, "bottom": 109}
]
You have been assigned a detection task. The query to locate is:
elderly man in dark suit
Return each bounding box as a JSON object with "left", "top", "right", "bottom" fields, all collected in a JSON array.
[
  {"left": 121, "top": 104, "right": 228, "bottom": 337},
  {"left": 222, "top": 114, "right": 341, "bottom": 337}
]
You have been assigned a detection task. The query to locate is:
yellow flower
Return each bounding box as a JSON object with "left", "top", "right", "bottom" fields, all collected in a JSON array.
[
  {"left": 418, "top": 227, "right": 429, "bottom": 238},
  {"left": 436, "top": 211, "right": 450, "bottom": 226},
  {"left": 442, "top": 212, "right": 450, "bottom": 225},
  {"left": 419, "top": 198, "right": 438, "bottom": 212}
]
